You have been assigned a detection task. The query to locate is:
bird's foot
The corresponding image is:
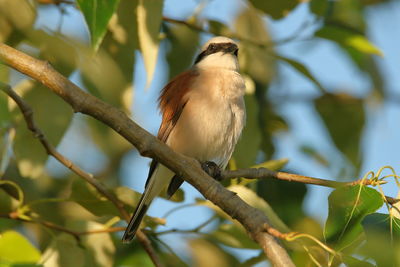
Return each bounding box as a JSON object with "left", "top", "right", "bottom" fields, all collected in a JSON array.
[{"left": 201, "top": 161, "right": 222, "bottom": 181}]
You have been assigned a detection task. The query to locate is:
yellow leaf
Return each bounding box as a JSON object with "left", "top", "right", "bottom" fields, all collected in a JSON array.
[{"left": 137, "top": 0, "right": 163, "bottom": 87}]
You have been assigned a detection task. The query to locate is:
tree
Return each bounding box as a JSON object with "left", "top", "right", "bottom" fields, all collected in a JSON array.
[{"left": 0, "top": 0, "right": 399, "bottom": 266}]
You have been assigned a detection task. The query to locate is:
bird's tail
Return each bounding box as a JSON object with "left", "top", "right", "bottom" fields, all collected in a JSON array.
[
  {"left": 122, "top": 165, "right": 172, "bottom": 243},
  {"left": 121, "top": 190, "right": 150, "bottom": 243}
]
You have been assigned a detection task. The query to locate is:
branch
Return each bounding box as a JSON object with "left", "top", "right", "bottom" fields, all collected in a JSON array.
[
  {"left": 0, "top": 43, "right": 294, "bottom": 266},
  {"left": 36, "top": 0, "right": 75, "bottom": 5},
  {"left": 163, "top": 16, "right": 276, "bottom": 47},
  {"left": 385, "top": 196, "right": 400, "bottom": 205},
  {"left": 220, "top": 168, "right": 371, "bottom": 187},
  {"left": 0, "top": 213, "right": 125, "bottom": 239},
  {"left": 162, "top": 16, "right": 313, "bottom": 48},
  {"left": 0, "top": 83, "right": 129, "bottom": 219},
  {"left": 0, "top": 82, "right": 163, "bottom": 267},
  {"left": 220, "top": 167, "right": 399, "bottom": 205}
]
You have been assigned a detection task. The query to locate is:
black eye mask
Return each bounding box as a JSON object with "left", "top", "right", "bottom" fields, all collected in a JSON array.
[{"left": 194, "top": 42, "right": 238, "bottom": 64}]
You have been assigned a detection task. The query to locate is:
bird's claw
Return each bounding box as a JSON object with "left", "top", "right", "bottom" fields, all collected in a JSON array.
[{"left": 201, "top": 161, "right": 222, "bottom": 181}]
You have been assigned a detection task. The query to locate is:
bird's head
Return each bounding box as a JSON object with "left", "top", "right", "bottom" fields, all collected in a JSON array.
[{"left": 194, "top": 36, "right": 239, "bottom": 71}]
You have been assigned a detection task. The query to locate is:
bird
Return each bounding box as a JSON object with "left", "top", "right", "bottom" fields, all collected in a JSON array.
[{"left": 122, "top": 36, "right": 246, "bottom": 243}]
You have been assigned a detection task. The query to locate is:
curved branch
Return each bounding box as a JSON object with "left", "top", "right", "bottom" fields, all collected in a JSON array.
[
  {"left": 0, "top": 82, "right": 163, "bottom": 267},
  {"left": 0, "top": 43, "right": 294, "bottom": 266},
  {"left": 0, "top": 83, "right": 129, "bottom": 219}
]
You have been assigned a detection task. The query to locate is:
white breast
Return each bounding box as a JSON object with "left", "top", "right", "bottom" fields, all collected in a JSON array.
[{"left": 166, "top": 68, "right": 246, "bottom": 168}]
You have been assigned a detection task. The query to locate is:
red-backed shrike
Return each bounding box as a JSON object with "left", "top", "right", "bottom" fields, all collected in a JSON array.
[{"left": 122, "top": 36, "right": 246, "bottom": 243}]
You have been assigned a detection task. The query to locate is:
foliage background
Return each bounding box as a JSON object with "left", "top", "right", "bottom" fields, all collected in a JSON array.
[{"left": 0, "top": 0, "right": 400, "bottom": 266}]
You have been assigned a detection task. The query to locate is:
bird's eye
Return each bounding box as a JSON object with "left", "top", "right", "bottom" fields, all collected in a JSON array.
[{"left": 208, "top": 44, "right": 216, "bottom": 50}]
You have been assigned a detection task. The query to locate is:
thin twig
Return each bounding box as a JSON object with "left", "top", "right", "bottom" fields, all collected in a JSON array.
[
  {"left": 163, "top": 16, "right": 273, "bottom": 47},
  {"left": 153, "top": 215, "right": 216, "bottom": 236},
  {"left": 220, "top": 167, "right": 363, "bottom": 187},
  {"left": 220, "top": 167, "right": 399, "bottom": 204},
  {"left": 386, "top": 196, "right": 400, "bottom": 205},
  {"left": 80, "top": 226, "right": 126, "bottom": 235},
  {"left": 0, "top": 213, "right": 125, "bottom": 239},
  {"left": 162, "top": 16, "right": 314, "bottom": 48},
  {"left": 0, "top": 82, "right": 163, "bottom": 267},
  {"left": 37, "top": 0, "right": 75, "bottom": 5},
  {"left": 136, "top": 231, "right": 164, "bottom": 267}
]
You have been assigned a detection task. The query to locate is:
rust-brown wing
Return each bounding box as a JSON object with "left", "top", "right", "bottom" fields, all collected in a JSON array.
[
  {"left": 157, "top": 69, "right": 199, "bottom": 142},
  {"left": 145, "top": 70, "right": 199, "bottom": 194}
]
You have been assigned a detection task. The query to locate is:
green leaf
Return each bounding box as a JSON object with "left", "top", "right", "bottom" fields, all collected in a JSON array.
[
  {"left": 0, "top": 231, "right": 40, "bottom": 264},
  {"left": 210, "top": 223, "right": 259, "bottom": 249},
  {"left": 67, "top": 221, "right": 116, "bottom": 267},
  {"left": 315, "top": 23, "right": 385, "bottom": 95},
  {"left": 112, "top": 186, "right": 139, "bottom": 209},
  {"left": 256, "top": 174, "right": 307, "bottom": 225},
  {"left": 309, "top": 0, "right": 330, "bottom": 17},
  {"left": 315, "top": 25, "right": 383, "bottom": 56},
  {"left": 165, "top": 188, "right": 185, "bottom": 203},
  {"left": 70, "top": 178, "right": 119, "bottom": 217},
  {"left": 137, "top": 0, "right": 163, "bottom": 86},
  {"left": 143, "top": 214, "right": 166, "bottom": 230},
  {"left": 76, "top": 3, "right": 138, "bottom": 153},
  {"left": 27, "top": 29, "right": 78, "bottom": 75},
  {"left": 165, "top": 22, "right": 200, "bottom": 79},
  {"left": 341, "top": 255, "right": 375, "bottom": 267},
  {"left": 114, "top": 250, "right": 154, "bottom": 267},
  {"left": 274, "top": 54, "right": 326, "bottom": 93},
  {"left": 0, "top": 263, "right": 43, "bottom": 267},
  {"left": 97, "top": 0, "right": 139, "bottom": 110},
  {"left": 324, "top": 185, "right": 383, "bottom": 250},
  {"left": 11, "top": 80, "right": 73, "bottom": 178},
  {"left": 238, "top": 158, "right": 289, "bottom": 186},
  {"left": 314, "top": 0, "right": 366, "bottom": 30},
  {"left": 40, "top": 234, "right": 85, "bottom": 267},
  {"left": 76, "top": 0, "right": 120, "bottom": 50},
  {"left": 189, "top": 239, "right": 240, "bottom": 267},
  {"left": 300, "top": 145, "right": 329, "bottom": 167},
  {"left": 0, "top": 85, "right": 11, "bottom": 127},
  {"left": 0, "top": 128, "right": 14, "bottom": 177},
  {"left": 28, "top": 29, "right": 129, "bottom": 110},
  {"left": 0, "top": 191, "right": 13, "bottom": 214},
  {"left": 360, "top": 213, "right": 400, "bottom": 266},
  {"left": 0, "top": 180, "right": 24, "bottom": 205},
  {"left": 252, "top": 158, "right": 289, "bottom": 170},
  {"left": 202, "top": 185, "right": 289, "bottom": 233},
  {"left": 362, "top": 213, "right": 400, "bottom": 237},
  {"left": 315, "top": 93, "right": 365, "bottom": 171},
  {"left": 235, "top": 7, "right": 275, "bottom": 85},
  {"left": 232, "top": 95, "right": 261, "bottom": 168},
  {"left": 249, "top": 0, "right": 300, "bottom": 19},
  {"left": 0, "top": 0, "right": 36, "bottom": 46},
  {"left": 208, "top": 20, "right": 234, "bottom": 38}
]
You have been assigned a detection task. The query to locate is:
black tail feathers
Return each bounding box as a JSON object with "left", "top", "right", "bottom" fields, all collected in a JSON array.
[{"left": 122, "top": 204, "right": 149, "bottom": 243}]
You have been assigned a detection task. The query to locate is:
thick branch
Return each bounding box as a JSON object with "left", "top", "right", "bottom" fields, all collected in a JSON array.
[{"left": 0, "top": 43, "right": 294, "bottom": 266}]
